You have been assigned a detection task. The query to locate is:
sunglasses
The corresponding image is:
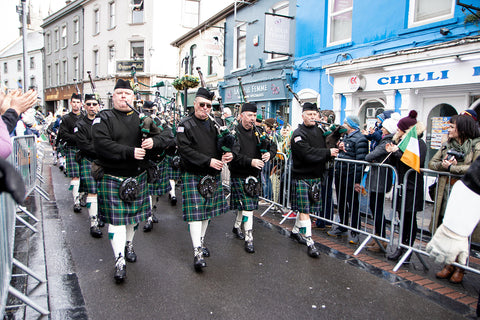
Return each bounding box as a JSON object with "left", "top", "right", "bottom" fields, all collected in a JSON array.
[
  {"left": 86, "top": 102, "right": 98, "bottom": 106},
  {"left": 199, "top": 102, "right": 212, "bottom": 108}
]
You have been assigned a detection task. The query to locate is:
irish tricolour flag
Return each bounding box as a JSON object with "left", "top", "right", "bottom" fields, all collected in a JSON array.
[{"left": 397, "top": 125, "right": 420, "bottom": 173}]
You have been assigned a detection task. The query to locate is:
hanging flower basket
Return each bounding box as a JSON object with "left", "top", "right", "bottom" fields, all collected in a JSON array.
[
  {"left": 182, "top": 75, "right": 200, "bottom": 89},
  {"left": 172, "top": 78, "right": 184, "bottom": 91}
]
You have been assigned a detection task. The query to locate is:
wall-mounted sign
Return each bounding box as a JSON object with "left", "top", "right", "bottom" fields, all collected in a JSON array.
[
  {"left": 264, "top": 12, "right": 293, "bottom": 56},
  {"left": 430, "top": 116, "right": 451, "bottom": 149},
  {"left": 348, "top": 75, "right": 365, "bottom": 91},
  {"left": 116, "top": 60, "right": 144, "bottom": 73},
  {"left": 223, "top": 79, "right": 286, "bottom": 104}
]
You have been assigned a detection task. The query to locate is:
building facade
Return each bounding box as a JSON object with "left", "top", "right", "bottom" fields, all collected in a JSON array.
[{"left": 293, "top": 0, "right": 480, "bottom": 159}]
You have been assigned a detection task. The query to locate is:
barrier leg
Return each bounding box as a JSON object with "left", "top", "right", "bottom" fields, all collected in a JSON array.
[
  {"left": 414, "top": 252, "right": 430, "bottom": 271},
  {"left": 34, "top": 186, "right": 50, "bottom": 201},
  {"left": 17, "top": 206, "right": 39, "bottom": 223},
  {"left": 393, "top": 247, "right": 413, "bottom": 272},
  {"left": 36, "top": 173, "right": 45, "bottom": 184},
  {"left": 353, "top": 234, "right": 371, "bottom": 256},
  {"left": 12, "top": 259, "right": 46, "bottom": 283},
  {"left": 15, "top": 215, "right": 38, "bottom": 233},
  {"left": 8, "top": 286, "right": 50, "bottom": 315}
]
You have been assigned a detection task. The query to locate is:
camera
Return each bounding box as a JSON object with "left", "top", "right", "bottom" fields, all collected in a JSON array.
[{"left": 446, "top": 149, "right": 465, "bottom": 162}]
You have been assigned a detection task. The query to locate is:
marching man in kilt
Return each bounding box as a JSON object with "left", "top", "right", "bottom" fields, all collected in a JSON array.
[
  {"left": 57, "top": 93, "right": 83, "bottom": 212},
  {"left": 176, "top": 88, "right": 233, "bottom": 272},
  {"left": 290, "top": 102, "right": 339, "bottom": 258},
  {"left": 229, "top": 102, "right": 276, "bottom": 253},
  {"left": 92, "top": 79, "right": 173, "bottom": 283},
  {"left": 75, "top": 94, "right": 102, "bottom": 238}
]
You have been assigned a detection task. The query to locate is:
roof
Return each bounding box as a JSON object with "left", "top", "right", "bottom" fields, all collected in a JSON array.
[
  {"left": 0, "top": 30, "right": 44, "bottom": 57},
  {"left": 41, "top": 0, "right": 85, "bottom": 28}
]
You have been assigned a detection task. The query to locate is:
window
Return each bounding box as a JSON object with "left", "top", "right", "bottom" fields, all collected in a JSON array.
[
  {"left": 30, "top": 76, "right": 36, "bottom": 89},
  {"left": 408, "top": 0, "right": 455, "bottom": 27},
  {"left": 131, "top": 0, "right": 144, "bottom": 24},
  {"left": 327, "top": 0, "right": 353, "bottom": 46},
  {"left": 94, "top": 9, "right": 100, "bottom": 34},
  {"left": 30, "top": 57, "right": 35, "bottom": 69},
  {"left": 55, "top": 62, "right": 60, "bottom": 85},
  {"left": 93, "top": 50, "right": 99, "bottom": 77},
  {"left": 3, "top": 62, "right": 7, "bottom": 73},
  {"left": 109, "top": 2, "right": 116, "bottom": 29},
  {"left": 47, "top": 65, "right": 51, "bottom": 87},
  {"left": 189, "top": 44, "right": 197, "bottom": 75},
  {"left": 234, "top": 23, "right": 247, "bottom": 69},
  {"left": 17, "top": 79, "right": 22, "bottom": 89},
  {"left": 46, "top": 32, "right": 51, "bottom": 53},
  {"left": 17, "top": 60, "right": 22, "bottom": 72},
  {"left": 109, "top": 45, "right": 115, "bottom": 60},
  {"left": 63, "top": 60, "right": 67, "bottom": 84},
  {"left": 73, "top": 19, "right": 79, "bottom": 43},
  {"left": 54, "top": 28, "right": 59, "bottom": 50},
  {"left": 207, "top": 56, "right": 214, "bottom": 75},
  {"left": 4, "top": 80, "right": 8, "bottom": 88},
  {"left": 61, "top": 25, "right": 67, "bottom": 48},
  {"left": 270, "top": 2, "right": 290, "bottom": 59},
  {"left": 131, "top": 41, "right": 144, "bottom": 59},
  {"left": 73, "top": 56, "right": 79, "bottom": 81},
  {"left": 182, "top": 0, "right": 199, "bottom": 28}
]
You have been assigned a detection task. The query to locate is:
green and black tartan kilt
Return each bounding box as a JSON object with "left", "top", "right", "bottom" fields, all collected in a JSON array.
[
  {"left": 165, "top": 154, "right": 181, "bottom": 181},
  {"left": 291, "top": 178, "right": 323, "bottom": 214},
  {"left": 97, "top": 171, "right": 150, "bottom": 225},
  {"left": 181, "top": 172, "right": 227, "bottom": 222},
  {"left": 79, "top": 158, "right": 97, "bottom": 194},
  {"left": 64, "top": 146, "right": 80, "bottom": 178},
  {"left": 148, "top": 159, "right": 171, "bottom": 196},
  {"left": 230, "top": 177, "right": 259, "bottom": 211}
]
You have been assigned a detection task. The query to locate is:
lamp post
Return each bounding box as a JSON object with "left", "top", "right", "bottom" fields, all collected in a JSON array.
[
  {"left": 17, "top": 0, "right": 28, "bottom": 92},
  {"left": 181, "top": 54, "right": 189, "bottom": 114}
]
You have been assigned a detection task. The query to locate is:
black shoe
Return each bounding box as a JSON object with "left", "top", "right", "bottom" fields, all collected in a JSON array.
[
  {"left": 73, "top": 203, "right": 81, "bottom": 213},
  {"left": 202, "top": 247, "right": 210, "bottom": 257},
  {"left": 307, "top": 244, "right": 320, "bottom": 258},
  {"left": 90, "top": 226, "right": 102, "bottom": 238},
  {"left": 114, "top": 257, "right": 126, "bottom": 284},
  {"left": 59, "top": 165, "right": 64, "bottom": 171},
  {"left": 97, "top": 219, "right": 105, "bottom": 228},
  {"left": 245, "top": 241, "right": 255, "bottom": 253},
  {"left": 125, "top": 242, "right": 137, "bottom": 263},
  {"left": 291, "top": 232, "right": 307, "bottom": 245},
  {"left": 387, "top": 247, "right": 405, "bottom": 261},
  {"left": 232, "top": 227, "right": 245, "bottom": 240},
  {"left": 194, "top": 248, "right": 206, "bottom": 272},
  {"left": 143, "top": 220, "right": 153, "bottom": 232},
  {"left": 80, "top": 193, "right": 87, "bottom": 207},
  {"left": 170, "top": 195, "right": 177, "bottom": 206},
  {"left": 151, "top": 214, "right": 159, "bottom": 223}
]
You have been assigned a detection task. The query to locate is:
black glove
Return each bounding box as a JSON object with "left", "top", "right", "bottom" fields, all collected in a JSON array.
[{"left": 0, "top": 158, "right": 26, "bottom": 204}]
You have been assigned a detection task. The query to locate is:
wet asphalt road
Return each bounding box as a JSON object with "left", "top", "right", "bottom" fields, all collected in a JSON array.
[{"left": 46, "top": 164, "right": 463, "bottom": 320}]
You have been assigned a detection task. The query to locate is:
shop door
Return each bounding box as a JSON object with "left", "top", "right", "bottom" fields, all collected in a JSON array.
[
  {"left": 426, "top": 103, "right": 457, "bottom": 163},
  {"left": 360, "top": 101, "right": 384, "bottom": 132}
]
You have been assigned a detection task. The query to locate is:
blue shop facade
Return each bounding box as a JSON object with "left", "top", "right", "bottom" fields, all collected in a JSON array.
[{"left": 292, "top": 0, "right": 480, "bottom": 159}]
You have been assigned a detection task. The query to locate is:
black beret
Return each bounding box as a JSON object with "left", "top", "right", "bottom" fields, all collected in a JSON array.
[
  {"left": 71, "top": 93, "right": 81, "bottom": 100},
  {"left": 302, "top": 102, "right": 318, "bottom": 112},
  {"left": 241, "top": 102, "right": 257, "bottom": 113},
  {"left": 143, "top": 101, "right": 155, "bottom": 109},
  {"left": 195, "top": 87, "right": 215, "bottom": 101},
  {"left": 84, "top": 94, "right": 98, "bottom": 102},
  {"left": 114, "top": 79, "right": 133, "bottom": 91}
]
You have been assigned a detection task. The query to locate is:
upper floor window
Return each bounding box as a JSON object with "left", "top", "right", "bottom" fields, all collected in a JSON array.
[
  {"left": 3, "top": 62, "right": 7, "bottom": 74},
  {"left": 73, "top": 56, "right": 79, "bottom": 81},
  {"left": 62, "top": 60, "right": 68, "bottom": 84},
  {"left": 94, "top": 9, "right": 100, "bottom": 34},
  {"left": 73, "top": 19, "right": 79, "bottom": 43},
  {"left": 182, "top": 0, "right": 199, "bottom": 28},
  {"left": 131, "top": 0, "right": 144, "bottom": 24},
  {"left": 55, "top": 62, "right": 60, "bottom": 85},
  {"left": 46, "top": 32, "right": 51, "bottom": 54},
  {"left": 189, "top": 44, "right": 197, "bottom": 75},
  {"left": 408, "top": 0, "right": 455, "bottom": 27},
  {"left": 109, "top": 45, "right": 115, "bottom": 61},
  {"left": 17, "top": 59, "right": 22, "bottom": 72},
  {"left": 30, "top": 57, "right": 35, "bottom": 69},
  {"left": 54, "top": 28, "right": 60, "bottom": 51},
  {"left": 234, "top": 23, "right": 247, "bottom": 69},
  {"left": 269, "top": 1, "right": 290, "bottom": 60},
  {"left": 131, "top": 41, "right": 144, "bottom": 60},
  {"left": 47, "top": 65, "right": 51, "bottom": 87},
  {"left": 93, "top": 50, "right": 99, "bottom": 77},
  {"left": 327, "top": 0, "right": 353, "bottom": 46},
  {"left": 61, "top": 25, "right": 67, "bottom": 48},
  {"left": 109, "top": 2, "right": 116, "bottom": 29},
  {"left": 30, "top": 76, "right": 36, "bottom": 90},
  {"left": 207, "top": 56, "right": 214, "bottom": 76}
]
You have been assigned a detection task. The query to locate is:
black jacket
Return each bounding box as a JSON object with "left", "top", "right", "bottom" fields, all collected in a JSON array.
[
  {"left": 462, "top": 155, "right": 480, "bottom": 196},
  {"left": 364, "top": 133, "right": 394, "bottom": 193},
  {"left": 75, "top": 115, "right": 96, "bottom": 160},
  {"left": 229, "top": 123, "right": 276, "bottom": 178},
  {"left": 58, "top": 112, "right": 82, "bottom": 147},
  {"left": 291, "top": 123, "right": 331, "bottom": 179},
  {"left": 335, "top": 129, "right": 369, "bottom": 184}
]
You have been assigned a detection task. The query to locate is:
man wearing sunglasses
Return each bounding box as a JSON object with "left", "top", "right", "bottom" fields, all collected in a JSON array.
[
  {"left": 176, "top": 87, "right": 233, "bottom": 272},
  {"left": 57, "top": 93, "right": 84, "bottom": 212},
  {"left": 75, "top": 94, "right": 102, "bottom": 239}
]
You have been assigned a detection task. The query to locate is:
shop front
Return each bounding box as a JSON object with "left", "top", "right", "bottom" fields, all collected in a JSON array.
[{"left": 44, "top": 84, "right": 81, "bottom": 114}]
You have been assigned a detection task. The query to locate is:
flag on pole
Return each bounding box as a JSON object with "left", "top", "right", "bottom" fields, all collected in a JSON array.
[{"left": 397, "top": 124, "right": 420, "bottom": 172}]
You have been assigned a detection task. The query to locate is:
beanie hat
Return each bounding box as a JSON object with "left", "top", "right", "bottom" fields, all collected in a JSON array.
[
  {"left": 84, "top": 94, "right": 98, "bottom": 102},
  {"left": 302, "top": 102, "right": 318, "bottom": 112},
  {"left": 71, "top": 93, "right": 81, "bottom": 100},
  {"left": 264, "top": 118, "right": 275, "bottom": 128},
  {"left": 382, "top": 118, "right": 398, "bottom": 134},
  {"left": 143, "top": 101, "right": 155, "bottom": 109},
  {"left": 397, "top": 110, "right": 417, "bottom": 131},
  {"left": 256, "top": 113, "right": 263, "bottom": 121},
  {"left": 195, "top": 87, "right": 215, "bottom": 100},
  {"left": 344, "top": 115, "right": 360, "bottom": 130},
  {"left": 461, "top": 109, "right": 478, "bottom": 121},
  {"left": 114, "top": 79, "right": 133, "bottom": 91},
  {"left": 241, "top": 102, "right": 257, "bottom": 113},
  {"left": 377, "top": 110, "right": 395, "bottom": 122}
]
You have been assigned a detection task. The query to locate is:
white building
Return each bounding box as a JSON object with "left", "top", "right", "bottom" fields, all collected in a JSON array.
[{"left": 0, "top": 31, "right": 45, "bottom": 106}]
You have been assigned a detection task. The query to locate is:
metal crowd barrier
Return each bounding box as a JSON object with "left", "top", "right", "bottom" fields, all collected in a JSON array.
[
  {"left": 0, "top": 136, "right": 49, "bottom": 317},
  {"left": 391, "top": 168, "right": 480, "bottom": 275}
]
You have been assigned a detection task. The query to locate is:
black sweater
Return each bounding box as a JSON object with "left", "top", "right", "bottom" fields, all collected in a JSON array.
[
  {"left": 229, "top": 123, "right": 276, "bottom": 178},
  {"left": 75, "top": 116, "right": 96, "bottom": 160},
  {"left": 291, "top": 123, "right": 331, "bottom": 179},
  {"left": 58, "top": 112, "right": 83, "bottom": 147}
]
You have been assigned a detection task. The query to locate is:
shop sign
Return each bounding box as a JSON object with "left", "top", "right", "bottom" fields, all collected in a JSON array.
[
  {"left": 348, "top": 75, "right": 365, "bottom": 91},
  {"left": 223, "top": 79, "right": 286, "bottom": 104},
  {"left": 116, "top": 60, "right": 144, "bottom": 73},
  {"left": 430, "top": 117, "right": 451, "bottom": 149}
]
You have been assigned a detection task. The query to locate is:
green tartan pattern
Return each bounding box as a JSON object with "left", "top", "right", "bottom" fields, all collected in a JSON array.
[
  {"left": 148, "top": 159, "right": 171, "bottom": 196},
  {"left": 97, "top": 171, "right": 150, "bottom": 225},
  {"left": 291, "top": 178, "right": 323, "bottom": 214},
  {"left": 230, "top": 177, "right": 259, "bottom": 211},
  {"left": 181, "top": 172, "right": 227, "bottom": 222},
  {"left": 165, "top": 154, "right": 181, "bottom": 180},
  {"left": 79, "top": 157, "right": 97, "bottom": 194},
  {"left": 64, "top": 146, "right": 80, "bottom": 178}
]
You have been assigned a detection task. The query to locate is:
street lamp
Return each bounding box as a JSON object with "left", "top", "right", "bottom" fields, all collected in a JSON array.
[{"left": 181, "top": 54, "right": 190, "bottom": 114}]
